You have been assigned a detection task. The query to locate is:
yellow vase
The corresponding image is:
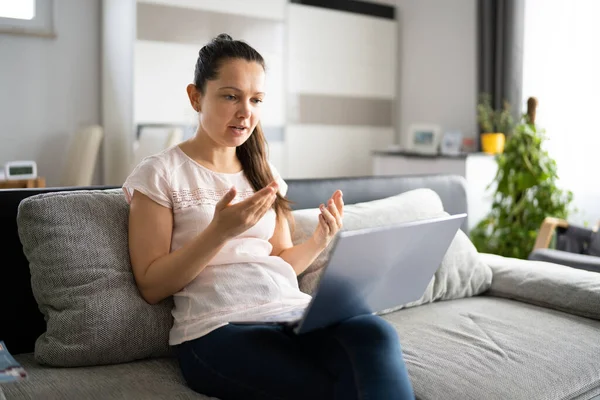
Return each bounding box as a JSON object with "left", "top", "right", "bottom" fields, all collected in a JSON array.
[{"left": 481, "top": 133, "right": 505, "bottom": 154}]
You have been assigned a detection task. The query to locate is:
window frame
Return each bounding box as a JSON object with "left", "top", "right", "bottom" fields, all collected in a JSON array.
[{"left": 0, "top": 0, "right": 55, "bottom": 38}]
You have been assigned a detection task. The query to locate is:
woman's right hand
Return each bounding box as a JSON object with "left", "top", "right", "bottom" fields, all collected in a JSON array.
[{"left": 210, "top": 181, "right": 279, "bottom": 240}]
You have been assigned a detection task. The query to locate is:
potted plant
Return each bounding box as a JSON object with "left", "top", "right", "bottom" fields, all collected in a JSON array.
[
  {"left": 470, "top": 97, "right": 573, "bottom": 259},
  {"left": 477, "top": 93, "right": 516, "bottom": 154}
]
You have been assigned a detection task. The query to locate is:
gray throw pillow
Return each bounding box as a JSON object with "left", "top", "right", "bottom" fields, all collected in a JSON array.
[
  {"left": 292, "top": 188, "right": 492, "bottom": 313},
  {"left": 17, "top": 189, "right": 173, "bottom": 367}
]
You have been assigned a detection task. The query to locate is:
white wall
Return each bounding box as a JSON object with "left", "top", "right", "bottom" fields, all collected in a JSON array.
[
  {"left": 134, "top": 41, "right": 199, "bottom": 126},
  {"left": 395, "top": 0, "right": 477, "bottom": 148},
  {"left": 103, "top": 0, "right": 136, "bottom": 186},
  {"left": 0, "top": 0, "right": 101, "bottom": 186}
]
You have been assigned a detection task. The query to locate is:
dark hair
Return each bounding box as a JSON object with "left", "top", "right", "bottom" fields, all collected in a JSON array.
[{"left": 193, "top": 34, "right": 292, "bottom": 221}]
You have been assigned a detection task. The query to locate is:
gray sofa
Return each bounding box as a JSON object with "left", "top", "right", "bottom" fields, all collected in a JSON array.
[
  {"left": 1, "top": 174, "right": 600, "bottom": 400},
  {"left": 530, "top": 248, "right": 600, "bottom": 273}
]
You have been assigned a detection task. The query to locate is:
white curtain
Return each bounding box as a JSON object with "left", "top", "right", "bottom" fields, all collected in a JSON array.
[{"left": 522, "top": 0, "right": 600, "bottom": 227}]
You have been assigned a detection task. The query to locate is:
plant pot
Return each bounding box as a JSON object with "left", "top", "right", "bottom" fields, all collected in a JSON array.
[{"left": 481, "top": 133, "right": 505, "bottom": 154}]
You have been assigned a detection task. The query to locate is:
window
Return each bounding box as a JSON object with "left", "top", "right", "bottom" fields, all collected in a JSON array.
[
  {"left": 522, "top": 0, "right": 600, "bottom": 225},
  {"left": 0, "top": 0, "right": 54, "bottom": 37},
  {"left": 0, "top": 0, "right": 35, "bottom": 19}
]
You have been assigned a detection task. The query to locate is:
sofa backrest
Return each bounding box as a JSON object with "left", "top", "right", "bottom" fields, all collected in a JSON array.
[
  {"left": 0, "top": 174, "right": 467, "bottom": 355},
  {"left": 285, "top": 174, "right": 468, "bottom": 230}
]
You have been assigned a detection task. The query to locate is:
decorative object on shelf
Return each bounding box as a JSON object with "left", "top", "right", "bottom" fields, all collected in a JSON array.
[
  {"left": 480, "top": 132, "right": 505, "bottom": 155},
  {"left": 440, "top": 130, "right": 464, "bottom": 155},
  {"left": 477, "top": 93, "right": 516, "bottom": 154},
  {"left": 3, "top": 161, "right": 38, "bottom": 181},
  {"left": 461, "top": 137, "right": 476, "bottom": 153},
  {"left": 406, "top": 124, "right": 442, "bottom": 155},
  {"left": 470, "top": 97, "right": 573, "bottom": 259}
]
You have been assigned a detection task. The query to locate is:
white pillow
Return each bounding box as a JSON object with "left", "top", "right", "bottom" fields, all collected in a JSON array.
[{"left": 291, "top": 188, "right": 492, "bottom": 313}]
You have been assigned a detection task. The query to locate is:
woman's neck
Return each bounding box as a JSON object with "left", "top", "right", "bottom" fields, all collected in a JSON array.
[{"left": 181, "top": 132, "right": 242, "bottom": 174}]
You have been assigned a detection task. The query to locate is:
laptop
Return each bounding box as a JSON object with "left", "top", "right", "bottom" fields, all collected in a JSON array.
[{"left": 230, "top": 213, "right": 467, "bottom": 335}]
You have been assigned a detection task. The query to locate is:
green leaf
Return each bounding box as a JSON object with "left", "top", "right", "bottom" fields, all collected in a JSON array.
[{"left": 516, "top": 173, "right": 537, "bottom": 191}]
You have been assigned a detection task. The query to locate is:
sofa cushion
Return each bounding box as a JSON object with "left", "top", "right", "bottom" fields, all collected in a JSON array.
[
  {"left": 384, "top": 296, "right": 600, "bottom": 400},
  {"left": 17, "top": 189, "right": 174, "bottom": 367},
  {"left": 291, "top": 188, "right": 492, "bottom": 312},
  {"left": 7, "top": 298, "right": 600, "bottom": 400},
  {"left": 3, "top": 354, "right": 211, "bottom": 400},
  {"left": 482, "top": 253, "right": 600, "bottom": 321}
]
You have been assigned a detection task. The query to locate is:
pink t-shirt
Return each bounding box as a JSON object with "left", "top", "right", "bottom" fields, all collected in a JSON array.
[{"left": 122, "top": 145, "right": 311, "bottom": 345}]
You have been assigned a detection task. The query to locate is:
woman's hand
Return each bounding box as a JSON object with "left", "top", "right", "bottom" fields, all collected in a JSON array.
[
  {"left": 210, "top": 181, "right": 279, "bottom": 240},
  {"left": 311, "top": 190, "right": 344, "bottom": 249}
]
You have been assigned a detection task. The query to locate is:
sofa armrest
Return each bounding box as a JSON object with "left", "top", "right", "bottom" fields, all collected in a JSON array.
[
  {"left": 529, "top": 248, "right": 600, "bottom": 273},
  {"left": 480, "top": 253, "right": 600, "bottom": 321}
]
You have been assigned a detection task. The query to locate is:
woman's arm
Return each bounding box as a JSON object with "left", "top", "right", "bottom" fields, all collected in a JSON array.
[
  {"left": 271, "top": 190, "right": 344, "bottom": 276},
  {"left": 271, "top": 214, "right": 327, "bottom": 275},
  {"left": 128, "top": 190, "right": 229, "bottom": 304}
]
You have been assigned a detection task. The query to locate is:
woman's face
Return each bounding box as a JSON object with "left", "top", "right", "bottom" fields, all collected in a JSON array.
[{"left": 192, "top": 58, "right": 265, "bottom": 148}]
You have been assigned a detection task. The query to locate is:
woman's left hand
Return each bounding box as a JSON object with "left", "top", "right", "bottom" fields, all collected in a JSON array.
[{"left": 311, "top": 190, "right": 344, "bottom": 249}]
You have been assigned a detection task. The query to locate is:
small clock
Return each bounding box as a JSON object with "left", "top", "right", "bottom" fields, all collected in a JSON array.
[{"left": 4, "top": 161, "right": 38, "bottom": 180}]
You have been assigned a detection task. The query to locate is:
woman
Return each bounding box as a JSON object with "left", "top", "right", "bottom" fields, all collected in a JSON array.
[{"left": 123, "top": 34, "right": 415, "bottom": 400}]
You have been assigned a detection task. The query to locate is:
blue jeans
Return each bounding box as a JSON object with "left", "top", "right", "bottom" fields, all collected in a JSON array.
[{"left": 176, "top": 314, "right": 415, "bottom": 400}]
